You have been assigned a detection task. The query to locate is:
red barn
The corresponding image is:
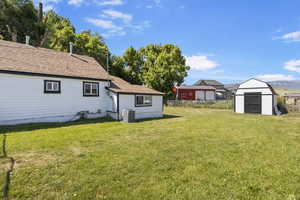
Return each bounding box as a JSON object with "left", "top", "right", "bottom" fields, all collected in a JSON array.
[{"left": 173, "top": 86, "right": 216, "bottom": 101}]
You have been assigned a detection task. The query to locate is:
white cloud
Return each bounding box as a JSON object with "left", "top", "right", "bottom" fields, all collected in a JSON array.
[
  {"left": 87, "top": 7, "right": 151, "bottom": 38},
  {"left": 128, "top": 20, "right": 151, "bottom": 32},
  {"left": 256, "top": 74, "right": 295, "bottom": 81},
  {"left": 85, "top": 18, "right": 126, "bottom": 38},
  {"left": 68, "top": 0, "right": 84, "bottom": 6},
  {"left": 284, "top": 59, "right": 300, "bottom": 73},
  {"left": 86, "top": 18, "right": 123, "bottom": 31},
  {"left": 102, "top": 9, "right": 132, "bottom": 23},
  {"left": 97, "top": 0, "right": 124, "bottom": 6},
  {"left": 275, "top": 31, "right": 300, "bottom": 42},
  {"left": 185, "top": 55, "right": 219, "bottom": 71}
]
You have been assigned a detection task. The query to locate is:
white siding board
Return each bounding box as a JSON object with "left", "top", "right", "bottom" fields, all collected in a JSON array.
[
  {"left": 0, "top": 73, "right": 110, "bottom": 124},
  {"left": 236, "top": 88, "right": 272, "bottom": 95},
  {"left": 118, "top": 95, "right": 163, "bottom": 119}
]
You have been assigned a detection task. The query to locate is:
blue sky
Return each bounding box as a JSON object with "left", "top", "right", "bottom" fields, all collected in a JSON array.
[{"left": 38, "top": 0, "right": 300, "bottom": 84}]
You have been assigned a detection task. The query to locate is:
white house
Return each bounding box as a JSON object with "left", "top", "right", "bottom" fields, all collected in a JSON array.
[
  {"left": 234, "top": 78, "right": 277, "bottom": 115},
  {"left": 0, "top": 40, "right": 163, "bottom": 125}
]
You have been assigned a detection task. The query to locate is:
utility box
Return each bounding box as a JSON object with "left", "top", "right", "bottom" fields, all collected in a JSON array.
[{"left": 122, "top": 109, "right": 135, "bottom": 123}]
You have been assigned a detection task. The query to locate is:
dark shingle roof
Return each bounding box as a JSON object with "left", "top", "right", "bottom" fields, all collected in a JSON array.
[
  {"left": 176, "top": 85, "right": 216, "bottom": 90},
  {"left": 108, "top": 76, "right": 164, "bottom": 95},
  {"left": 193, "top": 80, "right": 224, "bottom": 86},
  {"left": 0, "top": 40, "right": 110, "bottom": 80}
]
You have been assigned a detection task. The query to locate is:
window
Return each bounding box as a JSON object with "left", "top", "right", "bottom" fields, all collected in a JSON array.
[
  {"left": 83, "top": 82, "right": 99, "bottom": 96},
  {"left": 44, "top": 80, "right": 61, "bottom": 93},
  {"left": 135, "top": 95, "right": 152, "bottom": 107}
]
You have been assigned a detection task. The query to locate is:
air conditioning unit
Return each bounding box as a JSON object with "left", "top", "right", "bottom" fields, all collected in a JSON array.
[{"left": 122, "top": 109, "right": 135, "bottom": 123}]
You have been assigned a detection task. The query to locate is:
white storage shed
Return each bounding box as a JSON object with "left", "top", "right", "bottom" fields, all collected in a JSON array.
[{"left": 234, "top": 78, "right": 277, "bottom": 115}]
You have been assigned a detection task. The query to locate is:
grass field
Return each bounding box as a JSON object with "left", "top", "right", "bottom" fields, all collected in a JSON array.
[
  {"left": 275, "top": 88, "right": 300, "bottom": 96},
  {"left": 1, "top": 107, "right": 300, "bottom": 200}
]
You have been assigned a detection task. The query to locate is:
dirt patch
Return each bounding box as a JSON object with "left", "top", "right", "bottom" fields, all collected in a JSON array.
[
  {"left": 13, "top": 152, "right": 59, "bottom": 169},
  {"left": 0, "top": 159, "right": 11, "bottom": 171},
  {"left": 68, "top": 145, "right": 92, "bottom": 157}
]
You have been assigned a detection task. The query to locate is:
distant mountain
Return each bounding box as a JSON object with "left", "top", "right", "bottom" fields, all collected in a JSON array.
[
  {"left": 225, "top": 80, "right": 300, "bottom": 90},
  {"left": 268, "top": 80, "right": 300, "bottom": 90}
]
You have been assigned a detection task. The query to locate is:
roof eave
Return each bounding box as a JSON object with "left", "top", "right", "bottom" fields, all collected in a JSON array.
[{"left": 0, "top": 70, "right": 111, "bottom": 81}]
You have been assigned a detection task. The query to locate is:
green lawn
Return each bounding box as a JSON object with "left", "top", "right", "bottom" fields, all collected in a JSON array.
[
  {"left": 275, "top": 88, "right": 300, "bottom": 96},
  {"left": 1, "top": 107, "right": 300, "bottom": 200}
]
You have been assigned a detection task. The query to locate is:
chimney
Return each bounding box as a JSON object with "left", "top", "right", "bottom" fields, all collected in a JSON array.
[
  {"left": 69, "top": 42, "right": 73, "bottom": 55},
  {"left": 25, "top": 35, "right": 30, "bottom": 45},
  {"left": 38, "top": 2, "right": 43, "bottom": 21}
]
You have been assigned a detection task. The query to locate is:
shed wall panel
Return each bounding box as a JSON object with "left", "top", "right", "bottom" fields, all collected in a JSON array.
[
  {"left": 261, "top": 95, "right": 273, "bottom": 115},
  {"left": 235, "top": 95, "right": 244, "bottom": 113}
]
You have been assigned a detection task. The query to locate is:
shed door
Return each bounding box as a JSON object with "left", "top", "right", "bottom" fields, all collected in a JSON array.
[
  {"left": 244, "top": 93, "right": 261, "bottom": 114},
  {"left": 206, "top": 91, "right": 215, "bottom": 101},
  {"left": 195, "top": 91, "right": 205, "bottom": 100}
]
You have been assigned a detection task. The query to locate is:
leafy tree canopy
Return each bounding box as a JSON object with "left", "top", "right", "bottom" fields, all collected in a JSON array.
[
  {"left": 0, "top": 0, "right": 40, "bottom": 44},
  {"left": 74, "top": 30, "right": 109, "bottom": 67},
  {"left": 141, "top": 44, "right": 189, "bottom": 98},
  {"left": 112, "top": 44, "right": 190, "bottom": 98}
]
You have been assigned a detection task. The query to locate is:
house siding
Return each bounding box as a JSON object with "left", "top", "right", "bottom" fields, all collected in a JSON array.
[
  {"left": 0, "top": 73, "right": 110, "bottom": 125},
  {"left": 109, "top": 93, "right": 163, "bottom": 120}
]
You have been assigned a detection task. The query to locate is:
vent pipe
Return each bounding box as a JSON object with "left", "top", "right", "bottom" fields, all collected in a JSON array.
[
  {"left": 69, "top": 42, "right": 73, "bottom": 55},
  {"left": 25, "top": 35, "right": 30, "bottom": 45}
]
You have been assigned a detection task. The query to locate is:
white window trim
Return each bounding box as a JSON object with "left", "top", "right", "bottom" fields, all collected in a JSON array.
[
  {"left": 135, "top": 95, "right": 152, "bottom": 107},
  {"left": 44, "top": 80, "right": 61, "bottom": 93},
  {"left": 83, "top": 82, "right": 99, "bottom": 97}
]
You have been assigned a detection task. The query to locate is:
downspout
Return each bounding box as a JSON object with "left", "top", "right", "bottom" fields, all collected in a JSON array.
[{"left": 117, "top": 93, "right": 120, "bottom": 121}]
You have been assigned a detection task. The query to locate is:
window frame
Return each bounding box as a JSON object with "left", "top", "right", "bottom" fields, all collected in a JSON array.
[
  {"left": 135, "top": 95, "right": 153, "bottom": 107},
  {"left": 83, "top": 81, "right": 99, "bottom": 97},
  {"left": 44, "top": 80, "right": 61, "bottom": 94}
]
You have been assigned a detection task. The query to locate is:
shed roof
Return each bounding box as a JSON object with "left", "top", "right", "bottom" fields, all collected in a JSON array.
[
  {"left": 237, "top": 78, "right": 278, "bottom": 95},
  {"left": 108, "top": 76, "right": 164, "bottom": 95},
  {"left": 0, "top": 40, "right": 110, "bottom": 81}
]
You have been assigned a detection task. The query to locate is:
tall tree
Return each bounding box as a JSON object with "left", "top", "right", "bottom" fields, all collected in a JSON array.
[
  {"left": 110, "top": 56, "right": 127, "bottom": 79},
  {"left": 74, "top": 30, "right": 109, "bottom": 67},
  {"left": 0, "top": 0, "right": 40, "bottom": 44},
  {"left": 122, "top": 47, "right": 144, "bottom": 85},
  {"left": 140, "top": 44, "right": 190, "bottom": 98},
  {"left": 44, "top": 13, "right": 76, "bottom": 52}
]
